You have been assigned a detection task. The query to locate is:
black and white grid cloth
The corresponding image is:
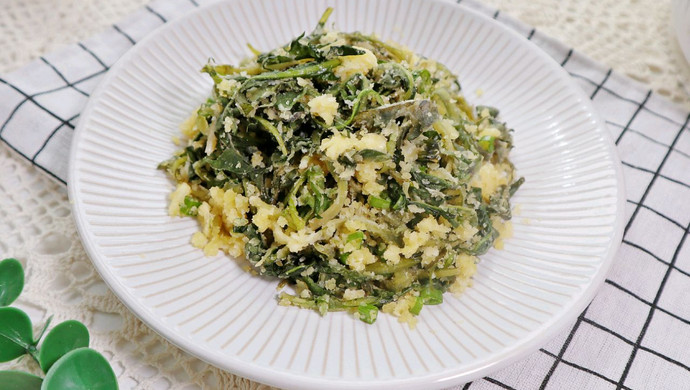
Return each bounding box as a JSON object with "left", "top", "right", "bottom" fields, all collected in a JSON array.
[{"left": 1, "top": 0, "right": 689, "bottom": 388}]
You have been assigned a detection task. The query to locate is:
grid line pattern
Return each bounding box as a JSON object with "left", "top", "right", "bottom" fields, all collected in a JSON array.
[{"left": 0, "top": 0, "right": 689, "bottom": 389}]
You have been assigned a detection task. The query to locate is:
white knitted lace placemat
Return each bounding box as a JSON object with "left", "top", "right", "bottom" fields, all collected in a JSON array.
[
  {"left": 2, "top": 1, "right": 690, "bottom": 390},
  {"left": 2, "top": 0, "right": 689, "bottom": 109}
]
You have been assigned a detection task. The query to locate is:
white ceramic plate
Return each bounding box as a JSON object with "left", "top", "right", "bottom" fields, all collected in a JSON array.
[
  {"left": 673, "top": 0, "right": 690, "bottom": 65},
  {"left": 68, "top": 0, "right": 625, "bottom": 388}
]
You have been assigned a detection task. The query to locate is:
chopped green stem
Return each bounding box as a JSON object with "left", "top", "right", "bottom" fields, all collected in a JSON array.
[
  {"left": 366, "top": 258, "right": 417, "bottom": 275},
  {"left": 347, "top": 231, "right": 364, "bottom": 242},
  {"left": 264, "top": 58, "right": 315, "bottom": 70},
  {"left": 357, "top": 304, "right": 378, "bottom": 324},
  {"left": 316, "top": 7, "right": 334, "bottom": 32},
  {"left": 434, "top": 268, "right": 463, "bottom": 278},
  {"left": 251, "top": 59, "right": 341, "bottom": 81},
  {"left": 367, "top": 195, "right": 391, "bottom": 210},
  {"left": 409, "top": 296, "right": 424, "bottom": 315}
]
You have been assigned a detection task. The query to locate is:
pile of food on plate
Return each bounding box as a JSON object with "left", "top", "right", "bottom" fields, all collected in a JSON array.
[{"left": 160, "top": 8, "right": 523, "bottom": 326}]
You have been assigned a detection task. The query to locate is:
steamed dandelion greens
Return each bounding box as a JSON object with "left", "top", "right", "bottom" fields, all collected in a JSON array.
[{"left": 159, "top": 8, "right": 523, "bottom": 326}]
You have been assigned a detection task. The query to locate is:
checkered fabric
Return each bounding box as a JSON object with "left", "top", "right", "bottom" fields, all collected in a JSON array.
[{"left": 1, "top": 0, "right": 689, "bottom": 388}]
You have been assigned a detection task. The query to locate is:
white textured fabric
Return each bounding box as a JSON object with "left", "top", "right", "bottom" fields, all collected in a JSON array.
[
  {"left": 1, "top": 0, "right": 690, "bottom": 389},
  {"left": 2, "top": 0, "right": 689, "bottom": 109}
]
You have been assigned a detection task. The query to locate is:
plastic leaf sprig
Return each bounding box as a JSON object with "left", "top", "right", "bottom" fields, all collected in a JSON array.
[{"left": 0, "top": 258, "right": 118, "bottom": 390}]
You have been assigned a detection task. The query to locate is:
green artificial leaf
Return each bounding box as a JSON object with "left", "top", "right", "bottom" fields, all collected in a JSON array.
[
  {"left": 0, "top": 258, "right": 24, "bottom": 306},
  {"left": 38, "top": 320, "right": 90, "bottom": 373},
  {"left": 0, "top": 371, "right": 43, "bottom": 390},
  {"left": 0, "top": 307, "right": 33, "bottom": 362},
  {"left": 42, "top": 348, "right": 118, "bottom": 390}
]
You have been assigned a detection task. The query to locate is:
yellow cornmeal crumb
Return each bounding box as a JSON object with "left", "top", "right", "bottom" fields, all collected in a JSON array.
[
  {"left": 470, "top": 162, "right": 511, "bottom": 201},
  {"left": 346, "top": 247, "right": 378, "bottom": 271},
  {"left": 319, "top": 132, "right": 387, "bottom": 160},
  {"left": 334, "top": 47, "right": 378, "bottom": 80},
  {"left": 179, "top": 110, "right": 198, "bottom": 138},
  {"left": 250, "top": 196, "right": 281, "bottom": 233},
  {"left": 296, "top": 77, "right": 313, "bottom": 88},
  {"left": 383, "top": 245, "right": 402, "bottom": 265},
  {"left": 382, "top": 292, "right": 418, "bottom": 329},
  {"left": 343, "top": 219, "right": 368, "bottom": 232},
  {"left": 398, "top": 160, "right": 413, "bottom": 181},
  {"left": 403, "top": 231, "right": 432, "bottom": 257},
  {"left": 191, "top": 231, "right": 208, "bottom": 248},
  {"left": 183, "top": 187, "right": 249, "bottom": 257},
  {"left": 478, "top": 126, "right": 502, "bottom": 139},
  {"left": 476, "top": 88, "right": 484, "bottom": 97},
  {"left": 421, "top": 246, "right": 440, "bottom": 266},
  {"left": 492, "top": 218, "right": 513, "bottom": 250},
  {"left": 324, "top": 278, "right": 337, "bottom": 291},
  {"left": 340, "top": 239, "right": 360, "bottom": 255},
  {"left": 417, "top": 216, "right": 451, "bottom": 235},
  {"left": 454, "top": 220, "right": 479, "bottom": 242},
  {"left": 217, "top": 79, "right": 239, "bottom": 98},
  {"left": 308, "top": 94, "right": 339, "bottom": 126},
  {"left": 223, "top": 116, "right": 239, "bottom": 133},
  {"left": 343, "top": 288, "right": 366, "bottom": 300},
  {"left": 251, "top": 151, "right": 264, "bottom": 168},
  {"left": 355, "top": 161, "right": 385, "bottom": 196},
  {"left": 295, "top": 280, "right": 311, "bottom": 299},
  {"left": 221, "top": 189, "right": 249, "bottom": 227},
  {"left": 400, "top": 140, "right": 420, "bottom": 163},
  {"left": 449, "top": 254, "right": 478, "bottom": 294},
  {"left": 196, "top": 202, "right": 215, "bottom": 237},
  {"left": 168, "top": 182, "right": 191, "bottom": 216},
  {"left": 383, "top": 216, "right": 452, "bottom": 263},
  {"left": 273, "top": 227, "right": 322, "bottom": 253}
]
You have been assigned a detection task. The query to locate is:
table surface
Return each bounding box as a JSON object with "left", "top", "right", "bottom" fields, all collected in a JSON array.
[{"left": 1, "top": 1, "right": 689, "bottom": 389}]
